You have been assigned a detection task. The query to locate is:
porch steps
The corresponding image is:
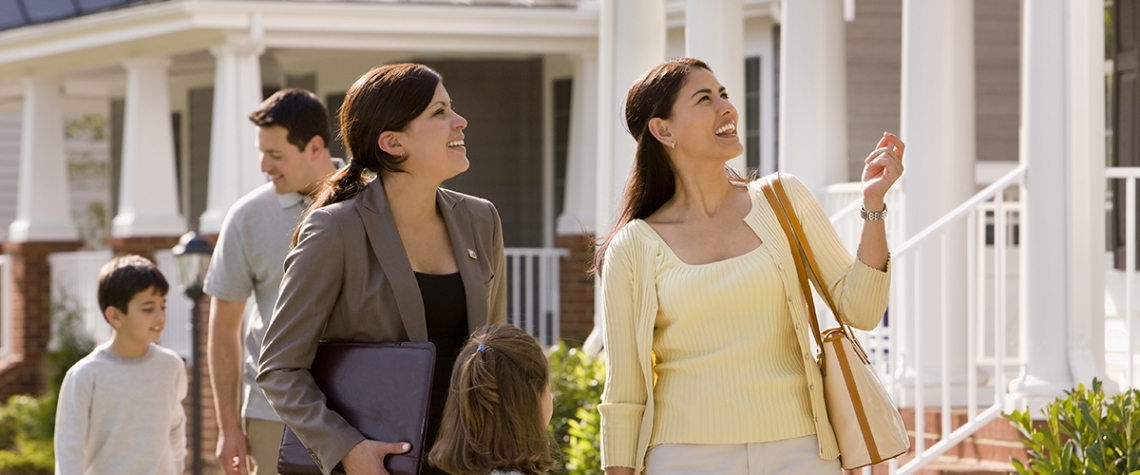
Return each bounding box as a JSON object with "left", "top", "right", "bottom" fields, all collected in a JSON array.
[{"left": 844, "top": 408, "right": 1027, "bottom": 475}]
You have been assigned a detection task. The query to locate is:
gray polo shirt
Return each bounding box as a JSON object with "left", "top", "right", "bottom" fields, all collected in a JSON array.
[{"left": 204, "top": 182, "right": 314, "bottom": 422}]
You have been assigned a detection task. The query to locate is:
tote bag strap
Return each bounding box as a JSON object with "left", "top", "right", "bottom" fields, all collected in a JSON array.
[{"left": 759, "top": 177, "right": 825, "bottom": 353}]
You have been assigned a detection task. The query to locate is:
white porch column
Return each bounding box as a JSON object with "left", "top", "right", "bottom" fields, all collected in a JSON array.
[
  {"left": 587, "top": 0, "right": 665, "bottom": 353},
  {"left": 685, "top": 0, "right": 745, "bottom": 171},
  {"left": 557, "top": 51, "right": 599, "bottom": 236},
  {"left": 898, "top": 1, "right": 976, "bottom": 405},
  {"left": 1009, "top": 0, "right": 1078, "bottom": 407},
  {"left": 199, "top": 38, "right": 265, "bottom": 235},
  {"left": 595, "top": 0, "right": 665, "bottom": 232},
  {"left": 111, "top": 57, "right": 186, "bottom": 238},
  {"left": 778, "top": 0, "right": 847, "bottom": 197},
  {"left": 8, "top": 76, "right": 78, "bottom": 242},
  {"left": 1066, "top": 0, "right": 1112, "bottom": 392}
]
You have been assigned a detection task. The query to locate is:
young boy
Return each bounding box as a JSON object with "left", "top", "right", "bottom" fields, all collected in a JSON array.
[{"left": 54, "top": 255, "right": 188, "bottom": 475}]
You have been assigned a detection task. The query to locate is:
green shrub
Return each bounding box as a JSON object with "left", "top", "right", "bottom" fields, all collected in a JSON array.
[
  {"left": 1004, "top": 378, "right": 1140, "bottom": 475},
  {"left": 0, "top": 292, "right": 95, "bottom": 471},
  {"left": 0, "top": 397, "right": 53, "bottom": 451},
  {"left": 0, "top": 438, "right": 53, "bottom": 475},
  {"left": 47, "top": 293, "right": 96, "bottom": 398},
  {"left": 548, "top": 341, "right": 605, "bottom": 475}
]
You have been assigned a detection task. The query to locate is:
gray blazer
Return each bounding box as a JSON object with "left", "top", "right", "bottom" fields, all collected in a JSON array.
[{"left": 256, "top": 178, "right": 506, "bottom": 475}]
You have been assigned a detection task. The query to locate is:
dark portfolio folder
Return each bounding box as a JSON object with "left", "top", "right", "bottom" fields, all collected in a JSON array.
[{"left": 278, "top": 341, "right": 436, "bottom": 475}]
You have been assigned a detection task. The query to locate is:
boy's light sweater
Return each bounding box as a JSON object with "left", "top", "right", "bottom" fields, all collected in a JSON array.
[{"left": 54, "top": 342, "right": 188, "bottom": 475}]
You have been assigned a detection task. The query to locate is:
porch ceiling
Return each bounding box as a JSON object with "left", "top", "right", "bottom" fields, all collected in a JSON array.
[{"left": 0, "top": 0, "right": 598, "bottom": 80}]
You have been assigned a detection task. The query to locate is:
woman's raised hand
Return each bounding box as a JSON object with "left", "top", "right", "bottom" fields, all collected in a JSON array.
[
  {"left": 342, "top": 439, "right": 411, "bottom": 475},
  {"left": 862, "top": 132, "right": 905, "bottom": 207}
]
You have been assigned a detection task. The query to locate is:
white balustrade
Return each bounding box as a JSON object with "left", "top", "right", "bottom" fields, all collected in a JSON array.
[
  {"left": 823, "top": 184, "right": 906, "bottom": 382},
  {"left": 825, "top": 166, "right": 1028, "bottom": 474},
  {"left": 153, "top": 249, "right": 193, "bottom": 360},
  {"left": 891, "top": 165, "right": 1025, "bottom": 474},
  {"left": 1105, "top": 167, "right": 1140, "bottom": 389},
  {"left": 47, "top": 250, "right": 113, "bottom": 348},
  {"left": 45, "top": 250, "right": 194, "bottom": 359},
  {"left": 504, "top": 247, "right": 570, "bottom": 347}
]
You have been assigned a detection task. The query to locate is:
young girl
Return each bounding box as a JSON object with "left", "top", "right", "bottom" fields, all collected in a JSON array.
[{"left": 429, "top": 324, "right": 558, "bottom": 475}]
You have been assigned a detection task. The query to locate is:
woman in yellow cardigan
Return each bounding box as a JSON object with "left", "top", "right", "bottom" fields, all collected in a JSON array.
[{"left": 596, "top": 58, "right": 904, "bottom": 475}]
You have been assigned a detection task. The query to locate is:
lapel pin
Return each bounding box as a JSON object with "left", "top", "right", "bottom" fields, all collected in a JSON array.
[{"left": 468, "top": 249, "right": 478, "bottom": 260}]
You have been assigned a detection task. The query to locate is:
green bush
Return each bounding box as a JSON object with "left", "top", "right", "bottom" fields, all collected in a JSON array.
[
  {"left": 548, "top": 341, "right": 605, "bottom": 475},
  {"left": 0, "top": 396, "right": 53, "bottom": 451},
  {"left": 1004, "top": 378, "right": 1140, "bottom": 475},
  {"left": 0, "top": 438, "right": 53, "bottom": 475},
  {"left": 0, "top": 293, "right": 94, "bottom": 472}
]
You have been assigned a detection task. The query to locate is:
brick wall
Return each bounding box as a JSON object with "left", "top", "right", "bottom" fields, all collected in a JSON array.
[
  {"left": 0, "top": 240, "right": 84, "bottom": 401},
  {"left": 556, "top": 234, "right": 595, "bottom": 345},
  {"left": 108, "top": 235, "right": 182, "bottom": 260}
]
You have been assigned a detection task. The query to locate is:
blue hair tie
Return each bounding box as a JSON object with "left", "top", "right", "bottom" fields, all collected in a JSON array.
[{"left": 477, "top": 344, "right": 487, "bottom": 353}]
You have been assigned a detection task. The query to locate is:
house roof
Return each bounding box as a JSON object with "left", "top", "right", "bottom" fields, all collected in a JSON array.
[
  {"left": 0, "top": 0, "right": 579, "bottom": 33},
  {"left": 0, "top": 0, "right": 163, "bottom": 32}
]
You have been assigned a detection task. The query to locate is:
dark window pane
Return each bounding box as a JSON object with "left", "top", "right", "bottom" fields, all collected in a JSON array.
[
  {"left": 76, "top": 0, "right": 131, "bottom": 13},
  {"left": 745, "top": 56, "right": 761, "bottom": 171},
  {"left": 0, "top": 0, "right": 26, "bottom": 29},
  {"left": 22, "top": 0, "right": 77, "bottom": 23}
]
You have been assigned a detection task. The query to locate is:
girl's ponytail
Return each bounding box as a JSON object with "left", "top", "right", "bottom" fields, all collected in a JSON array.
[{"left": 429, "top": 324, "right": 557, "bottom": 475}]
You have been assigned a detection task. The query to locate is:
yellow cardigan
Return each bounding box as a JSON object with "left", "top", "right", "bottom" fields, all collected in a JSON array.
[{"left": 598, "top": 173, "right": 891, "bottom": 472}]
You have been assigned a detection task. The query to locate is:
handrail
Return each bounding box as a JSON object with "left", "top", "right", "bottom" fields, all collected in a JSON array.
[
  {"left": 897, "top": 406, "right": 1006, "bottom": 475},
  {"left": 1106, "top": 167, "right": 1140, "bottom": 177},
  {"left": 829, "top": 199, "right": 862, "bottom": 224},
  {"left": 894, "top": 164, "right": 1027, "bottom": 256}
]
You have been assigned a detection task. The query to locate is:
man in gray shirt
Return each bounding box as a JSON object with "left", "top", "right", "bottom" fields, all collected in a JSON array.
[{"left": 204, "top": 89, "right": 339, "bottom": 475}]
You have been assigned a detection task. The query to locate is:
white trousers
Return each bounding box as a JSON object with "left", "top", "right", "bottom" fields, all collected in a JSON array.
[{"left": 645, "top": 436, "right": 841, "bottom": 475}]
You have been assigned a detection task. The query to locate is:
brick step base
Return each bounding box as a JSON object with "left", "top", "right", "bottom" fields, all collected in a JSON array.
[{"left": 842, "top": 407, "right": 1029, "bottom": 475}]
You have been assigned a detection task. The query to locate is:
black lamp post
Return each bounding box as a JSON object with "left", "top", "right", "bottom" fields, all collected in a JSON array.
[{"left": 173, "top": 232, "right": 213, "bottom": 475}]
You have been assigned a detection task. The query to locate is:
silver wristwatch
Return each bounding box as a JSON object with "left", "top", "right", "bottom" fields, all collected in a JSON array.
[{"left": 860, "top": 203, "right": 887, "bottom": 221}]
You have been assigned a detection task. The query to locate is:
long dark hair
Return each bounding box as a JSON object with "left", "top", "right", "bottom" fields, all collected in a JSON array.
[
  {"left": 593, "top": 58, "right": 711, "bottom": 272},
  {"left": 428, "top": 324, "right": 557, "bottom": 475},
  {"left": 293, "top": 63, "right": 441, "bottom": 245}
]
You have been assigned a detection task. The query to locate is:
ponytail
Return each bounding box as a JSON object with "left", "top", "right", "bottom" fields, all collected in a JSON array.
[
  {"left": 290, "top": 63, "right": 442, "bottom": 247},
  {"left": 428, "top": 324, "right": 557, "bottom": 475},
  {"left": 292, "top": 162, "right": 370, "bottom": 247}
]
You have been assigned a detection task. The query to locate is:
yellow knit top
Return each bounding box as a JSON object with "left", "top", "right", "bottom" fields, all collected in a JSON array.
[
  {"left": 598, "top": 174, "right": 891, "bottom": 472},
  {"left": 647, "top": 217, "right": 816, "bottom": 446}
]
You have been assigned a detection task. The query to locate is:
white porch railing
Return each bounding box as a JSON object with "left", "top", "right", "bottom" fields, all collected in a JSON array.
[
  {"left": 824, "top": 165, "right": 1028, "bottom": 474},
  {"left": 887, "top": 165, "right": 1026, "bottom": 474},
  {"left": 824, "top": 184, "right": 907, "bottom": 378},
  {"left": 46, "top": 248, "right": 570, "bottom": 356},
  {"left": 46, "top": 250, "right": 194, "bottom": 359},
  {"left": 1105, "top": 167, "right": 1140, "bottom": 389},
  {"left": 154, "top": 249, "right": 193, "bottom": 360},
  {"left": 504, "top": 247, "right": 570, "bottom": 347},
  {"left": 48, "top": 250, "right": 113, "bottom": 348},
  {"left": 0, "top": 255, "right": 12, "bottom": 362}
]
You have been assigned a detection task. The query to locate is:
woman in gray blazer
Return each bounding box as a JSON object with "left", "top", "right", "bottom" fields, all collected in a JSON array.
[{"left": 258, "top": 63, "right": 507, "bottom": 475}]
